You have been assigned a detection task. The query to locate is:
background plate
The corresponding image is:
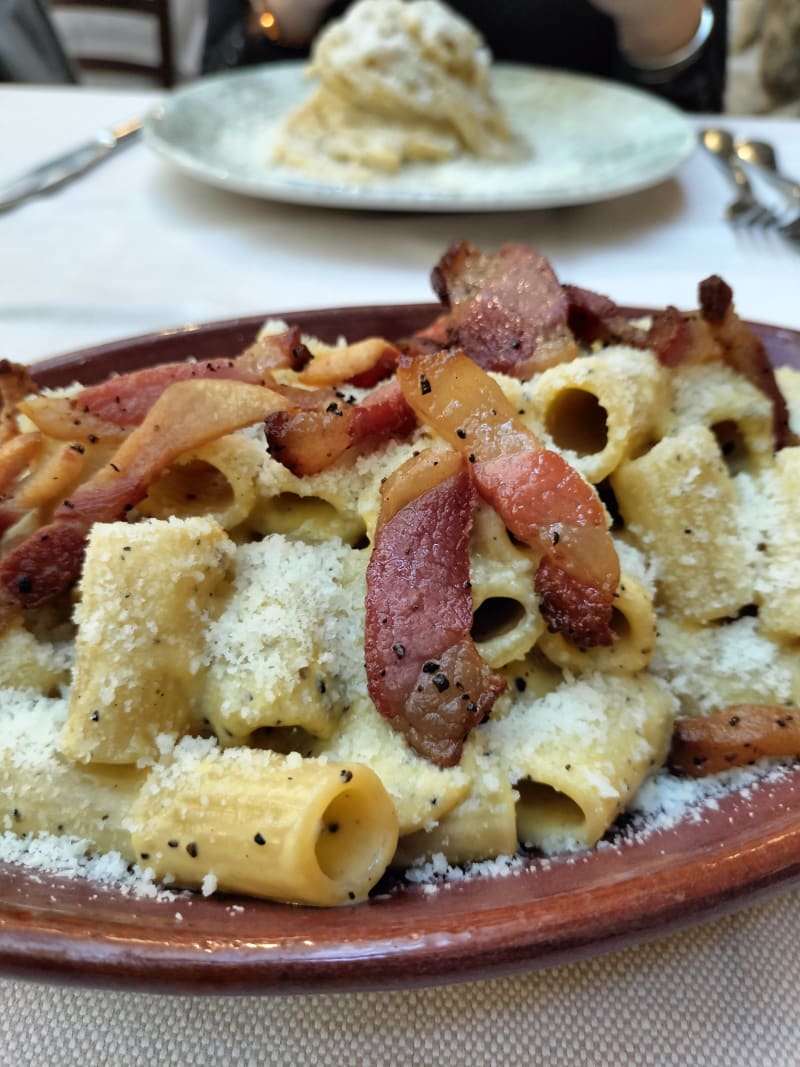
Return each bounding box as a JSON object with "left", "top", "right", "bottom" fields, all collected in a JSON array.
[
  {"left": 143, "top": 63, "right": 696, "bottom": 212},
  {"left": 2, "top": 305, "right": 800, "bottom": 996}
]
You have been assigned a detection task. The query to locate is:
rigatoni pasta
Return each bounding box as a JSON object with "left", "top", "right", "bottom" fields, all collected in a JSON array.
[
  {"left": 62, "top": 515, "right": 235, "bottom": 765},
  {"left": 0, "top": 242, "right": 798, "bottom": 908},
  {"left": 129, "top": 740, "right": 398, "bottom": 906}
]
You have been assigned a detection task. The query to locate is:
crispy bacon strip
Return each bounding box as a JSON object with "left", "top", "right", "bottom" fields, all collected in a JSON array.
[
  {"left": 298, "top": 338, "right": 399, "bottom": 388},
  {"left": 235, "top": 327, "right": 312, "bottom": 376},
  {"left": 699, "top": 275, "right": 793, "bottom": 449},
  {"left": 566, "top": 277, "right": 792, "bottom": 449},
  {"left": 18, "top": 395, "right": 129, "bottom": 445},
  {"left": 265, "top": 379, "right": 415, "bottom": 477},
  {"left": 0, "top": 379, "right": 289, "bottom": 610},
  {"left": 476, "top": 452, "right": 619, "bottom": 646},
  {"left": 46, "top": 328, "right": 307, "bottom": 431},
  {"left": 0, "top": 432, "right": 41, "bottom": 499},
  {"left": 67, "top": 359, "right": 244, "bottom": 427},
  {"left": 365, "top": 450, "right": 506, "bottom": 766},
  {"left": 0, "top": 360, "right": 39, "bottom": 445},
  {"left": 669, "top": 704, "right": 800, "bottom": 777},
  {"left": 397, "top": 349, "right": 619, "bottom": 646},
  {"left": 418, "top": 242, "right": 579, "bottom": 377},
  {"left": 563, "top": 285, "right": 631, "bottom": 346},
  {"left": 564, "top": 284, "right": 702, "bottom": 366}
]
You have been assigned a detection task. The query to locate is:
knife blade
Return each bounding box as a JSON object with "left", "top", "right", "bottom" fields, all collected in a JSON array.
[{"left": 0, "top": 117, "right": 143, "bottom": 214}]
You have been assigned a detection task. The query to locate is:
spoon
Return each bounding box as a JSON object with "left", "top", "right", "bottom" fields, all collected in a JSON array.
[
  {"left": 734, "top": 138, "right": 800, "bottom": 203},
  {"left": 699, "top": 128, "right": 778, "bottom": 227}
]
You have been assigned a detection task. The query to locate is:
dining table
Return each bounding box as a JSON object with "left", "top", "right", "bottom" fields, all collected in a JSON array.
[{"left": 1, "top": 79, "right": 800, "bottom": 1067}]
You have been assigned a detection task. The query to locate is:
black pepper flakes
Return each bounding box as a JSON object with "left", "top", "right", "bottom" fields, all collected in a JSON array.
[
  {"left": 422, "top": 661, "right": 440, "bottom": 674},
  {"left": 186, "top": 841, "right": 198, "bottom": 858},
  {"left": 432, "top": 673, "right": 450, "bottom": 692},
  {"left": 419, "top": 373, "right": 431, "bottom": 396},
  {"left": 392, "top": 643, "right": 406, "bottom": 658},
  {"left": 340, "top": 769, "right": 353, "bottom": 783},
  {"left": 254, "top": 832, "right": 266, "bottom": 846}
]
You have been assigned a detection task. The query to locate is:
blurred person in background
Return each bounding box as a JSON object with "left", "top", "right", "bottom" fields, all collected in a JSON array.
[{"left": 202, "top": 0, "right": 728, "bottom": 112}]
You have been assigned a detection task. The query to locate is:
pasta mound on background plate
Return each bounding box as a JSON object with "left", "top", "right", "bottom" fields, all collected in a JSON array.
[
  {"left": 271, "top": 0, "right": 524, "bottom": 180},
  {"left": 1, "top": 240, "right": 800, "bottom": 907}
]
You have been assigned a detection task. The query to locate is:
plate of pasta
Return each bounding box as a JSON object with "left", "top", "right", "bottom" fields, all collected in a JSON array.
[
  {"left": 2, "top": 243, "right": 800, "bottom": 993},
  {"left": 143, "top": 60, "right": 695, "bottom": 212}
]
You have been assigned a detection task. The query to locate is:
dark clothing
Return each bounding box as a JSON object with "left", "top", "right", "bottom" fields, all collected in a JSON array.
[{"left": 202, "top": 0, "right": 728, "bottom": 113}]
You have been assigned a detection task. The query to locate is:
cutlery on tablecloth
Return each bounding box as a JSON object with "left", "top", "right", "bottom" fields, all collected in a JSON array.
[
  {"left": 734, "top": 138, "right": 800, "bottom": 205},
  {"left": 700, "top": 128, "right": 800, "bottom": 242},
  {"left": 0, "top": 117, "right": 142, "bottom": 214}
]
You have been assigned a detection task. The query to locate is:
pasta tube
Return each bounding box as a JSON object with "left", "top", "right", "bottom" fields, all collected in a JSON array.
[
  {"left": 484, "top": 672, "right": 675, "bottom": 852},
  {"left": 139, "top": 433, "right": 265, "bottom": 533},
  {"left": 314, "top": 700, "right": 471, "bottom": 835},
  {"left": 751, "top": 446, "right": 800, "bottom": 639},
  {"left": 650, "top": 614, "right": 800, "bottom": 717},
  {"left": 129, "top": 739, "right": 398, "bottom": 906},
  {"left": 611, "top": 425, "right": 752, "bottom": 622},
  {"left": 526, "top": 346, "right": 671, "bottom": 484},
  {"left": 537, "top": 571, "right": 656, "bottom": 672},
  {"left": 0, "top": 691, "right": 142, "bottom": 857},
  {"left": 0, "top": 619, "right": 71, "bottom": 695},
  {"left": 666, "top": 362, "right": 774, "bottom": 475},
  {"left": 392, "top": 734, "right": 517, "bottom": 867},
  {"left": 61, "top": 516, "right": 235, "bottom": 764},
  {"left": 200, "top": 535, "right": 367, "bottom": 743},
  {"left": 469, "top": 504, "right": 544, "bottom": 668}
]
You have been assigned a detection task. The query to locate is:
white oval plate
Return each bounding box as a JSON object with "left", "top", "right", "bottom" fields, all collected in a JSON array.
[{"left": 143, "top": 62, "right": 696, "bottom": 213}]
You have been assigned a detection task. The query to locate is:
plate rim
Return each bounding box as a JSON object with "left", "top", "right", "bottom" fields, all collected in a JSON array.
[
  {"left": 141, "top": 61, "right": 697, "bottom": 213},
  {"left": 4, "top": 304, "right": 800, "bottom": 996}
]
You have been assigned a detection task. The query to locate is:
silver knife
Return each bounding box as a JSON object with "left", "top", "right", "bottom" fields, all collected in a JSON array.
[{"left": 0, "top": 116, "right": 143, "bottom": 214}]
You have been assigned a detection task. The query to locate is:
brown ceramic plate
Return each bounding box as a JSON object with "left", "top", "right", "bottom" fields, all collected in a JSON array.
[{"left": 2, "top": 305, "right": 800, "bottom": 996}]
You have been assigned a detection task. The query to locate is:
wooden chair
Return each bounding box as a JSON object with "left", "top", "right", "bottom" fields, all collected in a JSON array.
[{"left": 49, "top": 0, "right": 175, "bottom": 87}]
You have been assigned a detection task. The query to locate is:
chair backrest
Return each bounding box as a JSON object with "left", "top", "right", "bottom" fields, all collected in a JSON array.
[
  {"left": 0, "top": 0, "right": 79, "bottom": 83},
  {"left": 49, "top": 0, "right": 175, "bottom": 87}
]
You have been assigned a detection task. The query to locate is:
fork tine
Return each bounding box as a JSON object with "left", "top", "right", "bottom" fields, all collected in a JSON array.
[
  {"left": 729, "top": 205, "right": 768, "bottom": 228},
  {"left": 729, "top": 200, "right": 781, "bottom": 229}
]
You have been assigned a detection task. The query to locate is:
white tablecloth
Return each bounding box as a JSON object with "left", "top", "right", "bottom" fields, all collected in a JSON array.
[
  {"left": 1, "top": 84, "right": 799, "bottom": 370},
  {"left": 1, "top": 83, "right": 800, "bottom": 1067}
]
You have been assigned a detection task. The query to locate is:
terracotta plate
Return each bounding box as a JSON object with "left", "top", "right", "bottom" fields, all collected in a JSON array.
[{"left": 2, "top": 305, "right": 800, "bottom": 996}]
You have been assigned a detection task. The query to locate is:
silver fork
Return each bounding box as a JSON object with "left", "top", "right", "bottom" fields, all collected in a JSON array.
[
  {"left": 699, "top": 128, "right": 781, "bottom": 229},
  {"left": 734, "top": 137, "right": 800, "bottom": 240}
]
